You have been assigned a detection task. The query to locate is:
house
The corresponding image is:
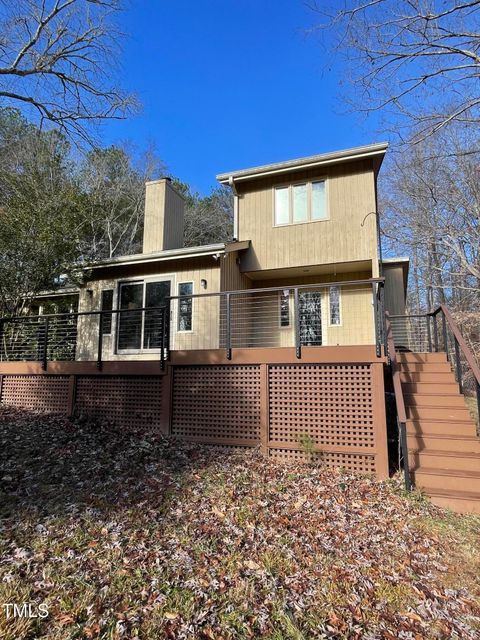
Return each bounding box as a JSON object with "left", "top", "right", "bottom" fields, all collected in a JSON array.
[
  {"left": 73, "top": 142, "right": 408, "bottom": 360},
  {"left": 1, "top": 142, "right": 479, "bottom": 514}
]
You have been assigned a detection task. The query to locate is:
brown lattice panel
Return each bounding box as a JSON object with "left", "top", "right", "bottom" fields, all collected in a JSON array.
[
  {"left": 0, "top": 375, "right": 69, "bottom": 413},
  {"left": 269, "top": 448, "right": 377, "bottom": 474},
  {"left": 75, "top": 376, "right": 163, "bottom": 430},
  {"left": 172, "top": 366, "right": 261, "bottom": 443},
  {"left": 269, "top": 364, "right": 375, "bottom": 448}
]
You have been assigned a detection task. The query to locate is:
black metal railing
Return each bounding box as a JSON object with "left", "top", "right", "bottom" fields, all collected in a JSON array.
[
  {"left": 0, "top": 278, "right": 386, "bottom": 367},
  {"left": 0, "top": 306, "right": 168, "bottom": 371}
]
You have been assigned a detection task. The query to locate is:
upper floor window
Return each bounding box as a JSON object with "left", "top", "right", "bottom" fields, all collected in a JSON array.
[
  {"left": 274, "top": 180, "right": 327, "bottom": 226},
  {"left": 329, "top": 286, "right": 341, "bottom": 325}
]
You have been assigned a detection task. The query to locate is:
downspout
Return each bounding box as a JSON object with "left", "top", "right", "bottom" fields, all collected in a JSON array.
[{"left": 228, "top": 176, "right": 239, "bottom": 241}]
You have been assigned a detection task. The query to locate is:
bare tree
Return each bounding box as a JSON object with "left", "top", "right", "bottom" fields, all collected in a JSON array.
[
  {"left": 380, "top": 126, "right": 480, "bottom": 312},
  {"left": 0, "top": 0, "right": 136, "bottom": 142},
  {"left": 314, "top": 1, "right": 480, "bottom": 140},
  {"left": 79, "top": 145, "right": 165, "bottom": 260}
]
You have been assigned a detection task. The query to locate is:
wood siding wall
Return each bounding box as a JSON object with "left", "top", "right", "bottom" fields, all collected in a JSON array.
[
  {"left": 237, "top": 160, "right": 379, "bottom": 275},
  {"left": 77, "top": 258, "right": 221, "bottom": 359}
]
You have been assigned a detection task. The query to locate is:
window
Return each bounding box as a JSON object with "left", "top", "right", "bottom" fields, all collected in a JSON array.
[
  {"left": 329, "top": 286, "right": 341, "bottom": 325},
  {"left": 117, "top": 279, "right": 171, "bottom": 351},
  {"left": 274, "top": 180, "right": 327, "bottom": 226},
  {"left": 101, "top": 289, "right": 113, "bottom": 335},
  {"left": 178, "top": 282, "right": 193, "bottom": 331},
  {"left": 279, "top": 289, "right": 290, "bottom": 327}
]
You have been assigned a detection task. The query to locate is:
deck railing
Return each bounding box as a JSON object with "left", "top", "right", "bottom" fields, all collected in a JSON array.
[
  {"left": 390, "top": 306, "right": 480, "bottom": 427},
  {"left": 0, "top": 307, "right": 169, "bottom": 370},
  {"left": 0, "top": 278, "right": 385, "bottom": 368}
]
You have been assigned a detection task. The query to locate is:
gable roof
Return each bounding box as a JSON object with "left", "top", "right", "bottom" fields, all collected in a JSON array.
[{"left": 216, "top": 142, "right": 388, "bottom": 184}]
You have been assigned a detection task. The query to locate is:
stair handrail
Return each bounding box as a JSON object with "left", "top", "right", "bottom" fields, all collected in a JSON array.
[
  {"left": 431, "top": 304, "right": 480, "bottom": 423},
  {"left": 385, "top": 311, "right": 412, "bottom": 491}
]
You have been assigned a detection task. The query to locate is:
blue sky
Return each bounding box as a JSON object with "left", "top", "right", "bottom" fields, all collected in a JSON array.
[{"left": 103, "top": 1, "right": 381, "bottom": 194}]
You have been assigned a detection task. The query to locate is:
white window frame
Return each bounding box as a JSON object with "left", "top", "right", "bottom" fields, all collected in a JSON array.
[
  {"left": 100, "top": 289, "right": 114, "bottom": 336},
  {"left": 328, "top": 285, "right": 342, "bottom": 327},
  {"left": 115, "top": 274, "right": 175, "bottom": 354},
  {"left": 273, "top": 178, "right": 329, "bottom": 227},
  {"left": 177, "top": 280, "right": 194, "bottom": 333},
  {"left": 278, "top": 289, "right": 291, "bottom": 329}
]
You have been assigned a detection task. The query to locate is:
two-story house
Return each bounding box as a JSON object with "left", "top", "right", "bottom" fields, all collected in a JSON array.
[{"left": 74, "top": 142, "right": 408, "bottom": 360}]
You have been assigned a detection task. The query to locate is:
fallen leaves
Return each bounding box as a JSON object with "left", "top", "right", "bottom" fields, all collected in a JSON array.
[{"left": 0, "top": 405, "right": 479, "bottom": 640}]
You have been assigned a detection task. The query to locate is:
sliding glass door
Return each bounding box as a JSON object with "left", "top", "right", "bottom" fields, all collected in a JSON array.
[{"left": 117, "top": 278, "right": 172, "bottom": 351}]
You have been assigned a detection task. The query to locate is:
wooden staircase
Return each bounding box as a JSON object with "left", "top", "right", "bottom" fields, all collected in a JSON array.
[{"left": 398, "top": 352, "right": 480, "bottom": 514}]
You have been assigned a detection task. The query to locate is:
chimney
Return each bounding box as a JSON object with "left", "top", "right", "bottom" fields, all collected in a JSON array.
[{"left": 143, "top": 178, "right": 185, "bottom": 253}]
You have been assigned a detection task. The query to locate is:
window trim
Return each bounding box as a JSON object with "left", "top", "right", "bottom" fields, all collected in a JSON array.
[
  {"left": 115, "top": 274, "right": 175, "bottom": 354},
  {"left": 328, "top": 285, "right": 342, "bottom": 327},
  {"left": 278, "top": 289, "right": 291, "bottom": 329},
  {"left": 177, "top": 280, "right": 194, "bottom": 333},
  {"left": 273, "top": 177, "right": 329, "bottom": 227}
]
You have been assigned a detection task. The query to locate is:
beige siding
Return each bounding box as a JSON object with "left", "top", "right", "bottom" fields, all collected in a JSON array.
[
  {"left": 220, "top": 251, "right": 252, "bottom": 292},
  {"left": 76, "top": 258, "right": 221, "bottom": 360},
  {"left": 384, "top": 263, "right": 407, "bottom": 316},
  {"left": 252, "top": 272, "right": 374, "bottom": 347},
  {"left": 237, "top": 160, "right": 379, "bottom": 275}
]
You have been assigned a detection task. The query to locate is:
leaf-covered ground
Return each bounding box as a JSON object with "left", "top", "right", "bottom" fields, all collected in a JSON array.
[{"left": 0, "top": 406, "right": 479, "bottom": 639}]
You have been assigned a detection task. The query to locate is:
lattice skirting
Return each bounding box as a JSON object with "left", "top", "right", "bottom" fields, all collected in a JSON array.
[{"left": 0, "top": 358, "right": 388, "bottom": 477}]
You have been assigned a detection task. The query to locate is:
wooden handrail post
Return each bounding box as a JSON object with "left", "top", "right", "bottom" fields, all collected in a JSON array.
[{"left": 294, "top": 287, "right": 301, "bottom": 359}]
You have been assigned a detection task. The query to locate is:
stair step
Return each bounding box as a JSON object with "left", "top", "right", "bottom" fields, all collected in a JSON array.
[
  {"left": 400, "top": 372, "right": 456, "bottom": 383},
  {"left": 406, "top": 406, "right": 472, "bottom": 421},
  {"left": 404, "top": 393, "right": 466, "bottom": 408},
  {"left": 397, "top": 352, "right": 447, "bottom": 363},
  {"left": 407, "top": 434, "right": 480, "bottom": 452},
  {"left": 414, "top": 468, "right": 480, "bottom": 493},
  {"left": 428, "top": 490, "right": 480, "bottom": 515},
  {"left": 398, "top": 362, "right": 452, "bottom": 373},
  {"left": 407, "top": 419, "right": 477, "bottom": 437},
  {"left": 409, "top": 450, "right": 480, "bottom": 473},
  {"left": 402, "top": 382, "right": 460, "bottom": 394}
]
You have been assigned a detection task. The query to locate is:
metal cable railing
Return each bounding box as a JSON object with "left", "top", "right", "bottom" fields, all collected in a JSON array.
[{"left": 0, "top": 278, "right": 386, "bottom": 368}]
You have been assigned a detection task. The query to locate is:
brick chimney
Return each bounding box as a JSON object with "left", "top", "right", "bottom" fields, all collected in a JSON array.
[{"left": 143, "top": 178, "right": 185, "bottom": 253}]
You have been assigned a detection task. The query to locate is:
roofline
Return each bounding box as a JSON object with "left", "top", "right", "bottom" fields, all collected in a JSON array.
[
  {"left": 87, "top": 243, "right": 227, "bottom": 270},
  {"left": 382, "top": 257, "right": 410, "bottom": 264},
  {"left": 216, "top": 142, "right": 389, "bottom": 184}
]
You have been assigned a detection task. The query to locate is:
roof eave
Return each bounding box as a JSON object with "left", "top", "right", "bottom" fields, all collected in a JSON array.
[{"left": 216, "top": 142, "right": 389, "bottom": 184}]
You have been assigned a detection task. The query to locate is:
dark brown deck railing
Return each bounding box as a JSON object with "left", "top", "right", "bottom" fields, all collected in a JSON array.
[{"left": 385, "top": 311, "right": 411, "bottom": 491}]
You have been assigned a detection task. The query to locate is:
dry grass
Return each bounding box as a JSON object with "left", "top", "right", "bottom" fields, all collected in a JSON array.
[{"left": 0, "top": 405, "right": 479, "bottom": 639}]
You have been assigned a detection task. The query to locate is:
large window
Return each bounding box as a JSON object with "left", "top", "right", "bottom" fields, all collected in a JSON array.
[
  {"left": 274, "top": 180, "right": 327, "bottom": 226},
  {"left": 178, "top": 282, "right": 193, "bottom": 331},
  {"left": 117, "top": 279, "right": 171, "bottom": 351}
]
